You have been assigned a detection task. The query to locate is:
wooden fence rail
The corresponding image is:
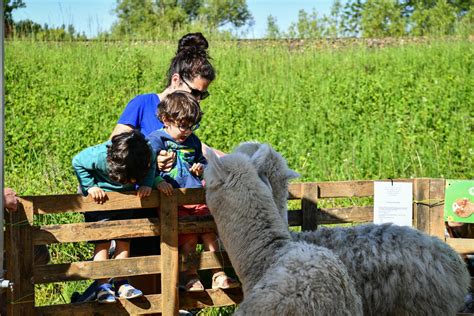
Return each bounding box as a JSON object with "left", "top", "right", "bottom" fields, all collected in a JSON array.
[{"left": 5, "top": 178, "right": 473, "bottom": 315}]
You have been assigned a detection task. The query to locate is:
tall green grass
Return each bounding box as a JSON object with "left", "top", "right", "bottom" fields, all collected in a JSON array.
[
  {"left": 5, "top": 39, "right": 472, "bottom": 196},
  {"left": 4, "top": 38, "right": 473, "bottom": 307}
]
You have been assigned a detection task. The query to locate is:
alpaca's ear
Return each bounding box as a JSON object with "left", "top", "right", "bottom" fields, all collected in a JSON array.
[
  {"left": 259, "top": 174, "right": 273, "bottom": 190},
  {"left": 250, "top": 143, "right": 271, "bottom": 172},
  {"left": 204, "top": 148, "right": 225, "bottom": 174},
  {"left": 286, "top": 169, "right": 300, "bottom": 180}
]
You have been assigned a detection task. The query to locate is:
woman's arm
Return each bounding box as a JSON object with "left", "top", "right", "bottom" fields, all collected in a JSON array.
[
  {"left": 202, "top": 142, "right": 226, "bottom": 157},
  {"left": 110, "top": 124, "right": 133, "bottom": 139}
]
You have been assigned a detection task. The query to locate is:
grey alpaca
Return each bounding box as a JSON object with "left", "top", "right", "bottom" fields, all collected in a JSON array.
[
  {"left": 233, "top": 141, "right": 470, "bottom": 316},
  {"left": 204, "top": 146, "right": 363, "bottom": 316}
]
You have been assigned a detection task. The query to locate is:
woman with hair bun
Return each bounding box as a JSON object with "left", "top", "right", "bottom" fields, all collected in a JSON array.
[
  {"left": 110, "top": 33, "right": 232, "bottom": 297},
  {"left": 112, "top": 32, "right": 215, "bottom": 140}
]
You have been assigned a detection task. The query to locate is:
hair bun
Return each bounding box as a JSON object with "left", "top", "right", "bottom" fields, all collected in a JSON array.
[{"left": 177, "top": 32, "right": 209, "bottom": 54}]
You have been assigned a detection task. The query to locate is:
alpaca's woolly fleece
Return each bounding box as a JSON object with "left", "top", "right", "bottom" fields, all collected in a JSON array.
[
  {"left": 204, "top": 147, "right": 363, "bottom": 315},
  {"left": 234, "top": 242, "right": 362, "bottom": 316},
  {"left": 295, "top": 224, "right": 470, "bottom": 315},
  {"left": 233, "top": 141, "right": 470, "bottom": 316}
]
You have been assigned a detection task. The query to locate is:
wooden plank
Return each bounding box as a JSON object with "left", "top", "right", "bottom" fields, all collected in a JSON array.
[
  {"left": 288, "top": 183, "right": 303, "bottom": 199},
  {"left": 35, "top": 289, "right": 242, "bottom": 315},
  {"left": 35, "top": 255, "right": 161, "bottom": 284},
  {"left": 180, "top": 288, "right": 242, "bottom": 310},
  {"left": 34, "top": 218, "right": 217, "bottom": 245},
  {"left": 7, "top": 200, "right": 35, "bottom": 316},
  {"left": 23, "top": 181, "right": 420, "bottom": 215},
  {"left": 26, "top": 191, "right": 157, "bottom": 214},
  {"left": 35, "top": 218, "right": 160, "bottom": 244},
  {"left": 315, "top": 179, "right": 414, "bottom": 198},
  {"left": 317, "top": 180, "right": 374, "bottom": 198},
  {"left": 35, "top": 294, "right": 163, "bottom": 315},
  {"left": 196, "top": 251, "right": 232, "bottom": 271},
  {"left": 24, "top": 189, "right": 206, "bottom": 214},
  {"left": 160, "top": 192, "right": 179, "bottom": 316},
  {"left": 288, "top": 210, "right": 302, "bottom": 226},
  {"left": 414, "top": 178, "right": 430, "bottom": 233},
  {"left": 317, "top": 206, "right": 374, "bottom": 224},
  {"left": 301, "top": 183, "right": 318, "bottom": 231},
  {"left": 288, "top": 206, "right": 374, "bottom": 226},
  {"left": 34, "top": 251, "right": 232, "bottom": 284},
  {"left": 446, "top": 238, "right": 474, "bottom": 254},
  {"left": 429, "top": 178, "right": 446, "bottom": 239}
]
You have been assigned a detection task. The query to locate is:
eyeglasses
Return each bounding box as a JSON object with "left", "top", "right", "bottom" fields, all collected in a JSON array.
[
  {"left": 176, "top": 122, "right": 200, "bottom": 132},
  {"left": 181, "top": 78, "right": 210, "bottom": 100}
]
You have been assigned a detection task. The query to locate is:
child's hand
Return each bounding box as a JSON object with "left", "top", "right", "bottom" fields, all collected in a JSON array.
[
  {"left": 157, "top": 181, "right": 173, "bottom": 196},
  {"left": 87, "top": 187, "right": 108, "bottom": 204},
  {"left": 3, "top": 187, "right": 18, "bottom": 212},
  {"left": 137, "top": 186, "right": 152, "bottom": 198},
  {"left": 157, "top": 150, "right": 176, "bottom": 172},
  {"left": 190, "top": 163, "right": 204, "bottom": 176}
]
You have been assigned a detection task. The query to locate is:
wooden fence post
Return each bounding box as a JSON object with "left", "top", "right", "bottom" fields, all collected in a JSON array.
[
  {"left": 7, "top": 199, "right": 35, "bottom": 316},
  {"left": 414, "top": 178, "right": 430, "bottom": 234},
  {"left": 301, "top": 183, "right": 319, "bottom": 231},
  {"left": 428, "top": 178, "right": 446, "bottom": 239},
  {"left": 160, "top": 192, "right": 179, "bottom": 316}
]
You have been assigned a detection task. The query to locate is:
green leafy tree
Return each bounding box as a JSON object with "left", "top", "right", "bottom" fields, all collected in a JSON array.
[
  {"left": 411, "top": 0, "right": 457, "bottom": 35},
  {"left": 287, "top": 9, "right": 323, "bottom": 39},
  {"left": 3, "top": 0, "right": 25, "bottom": 36},
  {"left": 322, "top": 0, "right": 343, "bottom": 37},
  {"left": 401, "top": 0, "right": 471, "bottom": 17},
  {"left": 265, "top": 14, "right": 280, "bottom": 39},
  {"left": 360, "top": 0, "right": 406, "bottom": 37},
  {"left": 455, "top": 4, "right": 473, "bottom": 35},
  {"left": 341, "top": 0, "right": 364, "bottom": 36},
  {"left": 111, "top": 0, "right": 253, "bottom": 39},
  {"left": 199, "top": 0, "right": 253, "bottom": 28},
  {"left": 112, "top": 0, "right": 159, "bottom": 38}
]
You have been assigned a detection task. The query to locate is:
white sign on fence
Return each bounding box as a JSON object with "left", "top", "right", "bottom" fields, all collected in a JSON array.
[{"left": 374, "top": 181, "right": 413, "bottom": 227}]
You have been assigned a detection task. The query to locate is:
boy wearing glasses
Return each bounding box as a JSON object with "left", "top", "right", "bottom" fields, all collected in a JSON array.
[{"left": 147, "top": 91, "right": 239, "bottom": 292}]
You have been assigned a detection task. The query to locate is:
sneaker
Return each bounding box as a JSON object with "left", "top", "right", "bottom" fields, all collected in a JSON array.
[
  {"left": 116, "top": 283, "right": 143, "bottom": 299},
  {"left": 96, "top": 284, "right": 116, "bottom": 304}
]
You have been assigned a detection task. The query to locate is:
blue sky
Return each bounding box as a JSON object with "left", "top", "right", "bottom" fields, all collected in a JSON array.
[{"left": 12, "top": 0, "right": 335, "bottom": 38}]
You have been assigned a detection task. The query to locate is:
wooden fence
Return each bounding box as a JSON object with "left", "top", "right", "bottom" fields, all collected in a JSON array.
[{"left": 4, "top": 178, "right": 474, "bottom": 315}]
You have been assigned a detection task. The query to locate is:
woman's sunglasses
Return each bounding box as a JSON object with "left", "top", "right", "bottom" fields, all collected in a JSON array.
[{"left": 181, "top": 79, "right": 210, "bottom": 100}]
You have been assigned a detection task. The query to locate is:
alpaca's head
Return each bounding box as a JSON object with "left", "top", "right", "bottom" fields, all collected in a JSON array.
[
  {"left": 204, "top": 145, "right": 276, "bottom": 219},
  {"left": 233, "top": 142, "right": 299, "bottom": 223}
]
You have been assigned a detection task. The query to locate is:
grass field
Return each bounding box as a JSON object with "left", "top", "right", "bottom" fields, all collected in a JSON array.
[{"left": 4, "top": 38, "right": 473, "bottom": 308}]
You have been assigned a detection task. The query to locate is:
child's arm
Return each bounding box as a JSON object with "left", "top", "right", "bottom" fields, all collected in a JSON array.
[
  {"left": 155, "top": 177, "right": 173, "bottom": 196},
  {"left": 137, "top": 146, "right": 157, "bottom": 198},
  {"left": 72, "top": 145, "right": 109, "bottom": 204},
  {"left": 72, "top": 149, "right": 97, "bottom": 194},
  {"left": 190, "top": 135, "right": 207, "bottom": 177},
  {"left": 87, "top": 187, "right": 108, "bottom": 204},
  {"left": 190, "top": 163, "right": 205, "bottom": 177}
]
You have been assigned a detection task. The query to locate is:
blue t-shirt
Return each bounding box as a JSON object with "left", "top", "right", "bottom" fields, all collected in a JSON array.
[
  {"left": 147, "top": 128, "right": 207, "bottom": 189},
  {"left": 118, "top": 93, "right": 163, "bottom": 137}
]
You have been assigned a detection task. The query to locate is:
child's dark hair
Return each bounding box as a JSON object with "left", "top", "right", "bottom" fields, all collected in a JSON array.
[
  {"left": 167, "top": 32, "right": 216, "bottom": 86},
  {"left": 107, "top": 130, "right": 151, "bottom": 184},
  {"left": 157, "top": 91, "right": 203, "bottom": 126}
]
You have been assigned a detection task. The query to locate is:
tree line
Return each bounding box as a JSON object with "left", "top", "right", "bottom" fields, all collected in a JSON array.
[
  {"left": 266, "top": 0, "right": 473, "bottom": 38},
  {"left": 4, "top": 0, "right": 473, "bottom": 40}
]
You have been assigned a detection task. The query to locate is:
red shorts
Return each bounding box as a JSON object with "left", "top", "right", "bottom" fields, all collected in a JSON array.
[
  {"left": 178, "top": 204, "right": 211, "bottom": 246},
  {"left": 178, "top": 204, "right": 210, "bottom": 217}
]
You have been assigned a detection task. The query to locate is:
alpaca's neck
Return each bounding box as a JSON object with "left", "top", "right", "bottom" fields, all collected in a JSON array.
[
  {"left": 213, "top": 193, "right": 291, "bottom": 294},
  {"left": 270, "top": 179, "right": 290, "bottom": 225}
]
